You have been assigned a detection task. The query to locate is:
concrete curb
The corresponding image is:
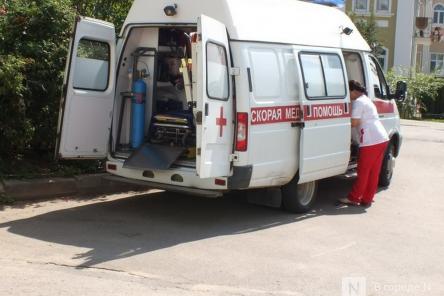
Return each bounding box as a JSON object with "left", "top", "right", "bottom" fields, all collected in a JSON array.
[
  {"left": 400, "top": 119, "right": 444, "bottom": 128},
  {"left": 1, "top": 173, "right": 150, "bottom": 202}
]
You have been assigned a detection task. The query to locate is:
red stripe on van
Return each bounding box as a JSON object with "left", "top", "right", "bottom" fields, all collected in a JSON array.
[
  {"left": 304, "top": 103, "right": 351, "bottom": 121},
  {"left": 251, "top": 105, "right": 303, "bottom": 125},
  {"left": 373, "top": 99, "right": 395, "bottom": 114}
]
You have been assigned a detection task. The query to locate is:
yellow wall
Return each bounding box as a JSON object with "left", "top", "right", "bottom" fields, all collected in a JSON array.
[{"left": 346, "top": 0, "right": 397, "bottom": 69}]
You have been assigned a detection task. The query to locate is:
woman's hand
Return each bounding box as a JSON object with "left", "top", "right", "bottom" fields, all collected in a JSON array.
[{"left": 351, "top": 118, "right": 361, "bottom": 128}]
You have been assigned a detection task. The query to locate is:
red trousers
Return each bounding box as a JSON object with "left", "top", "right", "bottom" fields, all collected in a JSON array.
[{"left": 348, "top": 141, "right": 388, "bottom": 204}]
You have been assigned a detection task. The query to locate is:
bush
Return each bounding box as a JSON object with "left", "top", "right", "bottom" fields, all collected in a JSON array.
[
  {"left": 0, "top": 0, "right": 132, "bottom": 178},
  {"left": 0, "top": 0, "right": 76, "bottom": 159},
  {"left": 386, "top": 69, "right": 444, "bottom": 119},
  {"left": 0, "top": 55, "right": 33, "bottom": 154}
]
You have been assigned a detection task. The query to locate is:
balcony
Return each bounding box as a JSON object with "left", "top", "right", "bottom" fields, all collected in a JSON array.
[
  {"left": 415, "top": 17, "right": 432, "bottom": 45},
  {"left": 414, "top": 17, "right": 444, "bottom": 46},
  {"left": 415, "top": 31, "right": 432, "bottom": 46}
]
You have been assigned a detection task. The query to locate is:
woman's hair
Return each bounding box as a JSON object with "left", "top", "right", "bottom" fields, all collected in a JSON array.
[{"left": 349, "top": 80, "right": 367, "bottom": 94}]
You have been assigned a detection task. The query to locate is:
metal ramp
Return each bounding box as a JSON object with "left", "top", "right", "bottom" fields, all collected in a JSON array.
[{"left": 123, "top": 143, "right": 186, "bottom": 170}]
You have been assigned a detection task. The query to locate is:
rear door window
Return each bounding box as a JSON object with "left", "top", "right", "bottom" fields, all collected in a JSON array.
[
  {"left": 73, "top": 39, "right": 110, "bottom": 91},
  {"left": 206, "top": 42, "right": 229, "bottom": 100}
]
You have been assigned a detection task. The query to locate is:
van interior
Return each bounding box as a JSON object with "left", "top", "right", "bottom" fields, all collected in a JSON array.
[
  {"left": 112, "top": 26, "right": 198, "bottom": 170},
  {"left": 343, "top": 51, "right": 365, "bottom": 166}
]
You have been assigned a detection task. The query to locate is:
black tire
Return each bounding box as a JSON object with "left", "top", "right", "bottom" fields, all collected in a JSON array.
[
  {"left": 379, "top": 142, "right": 395, "bottom": 187},
  {"left": 281, "top": 176, "right": 317, "bottom": 213}
]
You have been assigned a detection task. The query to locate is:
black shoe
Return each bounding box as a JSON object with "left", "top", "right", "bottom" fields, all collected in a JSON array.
[{"left": 360, "top": 202, "right": 372, "bottom": 208}]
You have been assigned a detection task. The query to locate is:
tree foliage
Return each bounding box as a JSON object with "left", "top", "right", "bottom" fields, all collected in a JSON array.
[
  {"left": 0, "top": 0, "right": 75, "bottom": 158},
  {"left": 0, "top": 0, "right": 132, "bottom": 163},
  {"left": 386, "top": 69, "right": 444, "bottom": 118},
  {"left": 348, "top": 12, "right": 381, "bottom": 54},
  {"left": 73, "top": 0, "right": 132, "bottom": 33}
]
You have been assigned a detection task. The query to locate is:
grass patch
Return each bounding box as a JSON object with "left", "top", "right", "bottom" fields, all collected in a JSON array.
[
  {"left": 0, "top": 151, "right": 104, "bottom": 180},
  {"left": 0, "top": 194, "right": 15, "bottom": 205}
]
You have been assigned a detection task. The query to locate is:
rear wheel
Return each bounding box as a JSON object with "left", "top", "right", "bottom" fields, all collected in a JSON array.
[
  {"left": 379, "top": 142, "right": 395, "bottom": 187},
  {"left": 281, "top": 176, "right": 317, "bottom": 213}
]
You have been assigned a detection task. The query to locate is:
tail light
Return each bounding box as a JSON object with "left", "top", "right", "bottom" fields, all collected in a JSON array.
[
  {"left": 107, "top": 164, "right": 117, "bottom": 171},
  {"left": 235, "top": 112, "right": 248, "bottom": 151}
]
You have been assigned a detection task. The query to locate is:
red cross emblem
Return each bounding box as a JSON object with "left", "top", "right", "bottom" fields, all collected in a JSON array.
[{"left": 216, "top": 106, "right": 227, "bottom": 137}]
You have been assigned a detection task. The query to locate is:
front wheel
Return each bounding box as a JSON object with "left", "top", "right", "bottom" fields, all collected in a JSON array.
[
  {"left": 379, "top": 142, "right": 395, "bottom": 187},
  {"left": 281, "top": 177, "right": 317, "bottom": 213}
]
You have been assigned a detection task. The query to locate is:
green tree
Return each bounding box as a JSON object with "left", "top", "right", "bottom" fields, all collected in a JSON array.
[
  {"left": 0, "top": 0, "right": 75, "bottom": 159},
  {"left": 386, "top": 69, "right": 444, "bottom": 119},
  {"left": 348, "top": 12, "right": 381, "bottom": 54},
  {"left": 0, "top": 0, "right": 133, "bottom": 162},
  {"left": 73, "top": 0, "right": 132, "bottom": 33}
]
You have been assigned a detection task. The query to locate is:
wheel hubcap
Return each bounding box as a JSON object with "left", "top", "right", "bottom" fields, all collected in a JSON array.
[
  {"left": 297, "top": 181, "right": 316, "bottom": 206},
  {"left": 386, "top": 147, "right": 395, "bottom": 178}
]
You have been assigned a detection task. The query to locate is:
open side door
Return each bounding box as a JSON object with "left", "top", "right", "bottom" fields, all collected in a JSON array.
[
  {"left": 297, "top": 51, "right": 351, "bottom": 183},
  {"left": 195, "top": 15, "right": 234, "bottom": 178},
  {"left": 56, "top": 17, "right": 116, "bottom": 159}
]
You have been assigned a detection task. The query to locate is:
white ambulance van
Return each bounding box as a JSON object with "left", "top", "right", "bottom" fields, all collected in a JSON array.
[{"left": 56, "top": 0, "right": 405, "bottom": 213}]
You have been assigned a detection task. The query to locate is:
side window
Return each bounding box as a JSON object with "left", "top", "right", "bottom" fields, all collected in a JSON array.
[
  {"left": 300, "top": 54, "right": 326, "bottom": 97},
  {"left": 299, "top": 53, "right": 346, "bottom": 99},
  {"left": 369, "top": 56, "right": 390, "bottom": 99},
  {"left": 73, "top": 39, "right": 110, "bottom": 91},
  {"left": 206, "top": 42, "right": 229, "bottom": 100},
  {"left": 321, "top": 55, "right": 346, "bottom": 97},
  {"left": 249, "top": 49, "right": 281, "bottom": 99},
  {"left": 343, "top": 51, "right": 366, "bottom": 87}
]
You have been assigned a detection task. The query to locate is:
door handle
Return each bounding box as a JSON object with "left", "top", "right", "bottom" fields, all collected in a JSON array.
[{"left": 291, "top": 122, "right": 305, "bottom": 128}]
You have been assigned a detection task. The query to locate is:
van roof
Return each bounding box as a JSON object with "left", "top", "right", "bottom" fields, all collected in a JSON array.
[{"left": 123, "top": 0, "right": 370, "bottom": 52}]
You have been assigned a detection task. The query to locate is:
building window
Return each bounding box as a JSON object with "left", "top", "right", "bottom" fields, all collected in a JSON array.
[
  {"left": 376, "top": 0, "right": 390, "bottom": 13},
  {"left": 376, "top": 47, "right": 388, "bottom": 72},
  {"left": 430, "top": 53, "right": 444, "bottom": 74},
  {"left": 353, "top": 0, "right": 369, "bottom": 12},
  {"left": 433, "top": 4, "right": 444, "bottom": 24}
]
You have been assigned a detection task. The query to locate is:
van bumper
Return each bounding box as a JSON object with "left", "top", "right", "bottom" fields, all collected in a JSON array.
[{"left": 103, "top": 175, "right": 224, "bottom": 198}]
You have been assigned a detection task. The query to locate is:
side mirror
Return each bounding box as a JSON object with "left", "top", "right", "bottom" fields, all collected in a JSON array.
[{"left": 394, "top": 81, "right": 407, "bottom": 101}]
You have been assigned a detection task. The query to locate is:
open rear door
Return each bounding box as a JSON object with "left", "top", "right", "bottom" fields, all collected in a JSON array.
[
  {"left": 56, "top": 17, "right": 116, "bottom": 159},
  {"left": 195, "top": 15, "right": 234, "bottom": 178}
]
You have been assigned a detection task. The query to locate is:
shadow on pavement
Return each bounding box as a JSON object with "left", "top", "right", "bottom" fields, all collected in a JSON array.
[{"left": 0, "top": 177, "right": 368, "bottom": 267}]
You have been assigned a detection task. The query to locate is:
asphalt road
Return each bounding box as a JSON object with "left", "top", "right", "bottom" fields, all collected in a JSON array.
[{"left": 1, "top": 120, "right": 443, "bottom": 296}]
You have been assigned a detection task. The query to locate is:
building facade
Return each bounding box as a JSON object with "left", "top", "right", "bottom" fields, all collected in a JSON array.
[
  {"left": 346, "top": 0, "right": 416, "bottom": 72},
  {"left": 415, "top": 0, "right": 444, "bottom": 76}
]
